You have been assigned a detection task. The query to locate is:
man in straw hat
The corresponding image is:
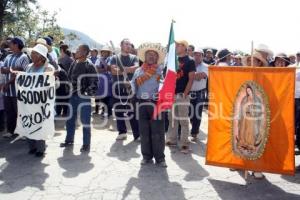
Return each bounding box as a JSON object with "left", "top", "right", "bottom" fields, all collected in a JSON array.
[
  {"left": 255, "top": 44, "right": 273, "bottom": 66},
  {"left": 242, "top": 51, "right": 268, "bottom": 67},
  {"left": 94, "top": 46, "right": 113, "bottom": 117},
  {"left": 165, "top": 40, "right": 196, "bottom": 154},
  {"left": 132, "top": 42, "right": 167, "bottom": 167}
]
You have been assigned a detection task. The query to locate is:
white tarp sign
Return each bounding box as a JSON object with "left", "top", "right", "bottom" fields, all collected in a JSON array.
[{"left": 14, "top": 72, "right": 55, "bottom": 140}]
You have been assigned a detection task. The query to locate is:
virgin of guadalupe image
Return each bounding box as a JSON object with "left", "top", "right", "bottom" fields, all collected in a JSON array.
[{"left": 237, "top": 85, "right": 263, "bottom": 154}]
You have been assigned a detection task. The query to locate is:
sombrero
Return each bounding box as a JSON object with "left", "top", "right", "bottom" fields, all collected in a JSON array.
[
  {"left": 100, "top": 46, "right": 112, "bottom": 54},
  {"left": 137, "top": 42, "right": 166, "bottom": 64},
  {"left": 242, "top": 51, "right": 268, "bottom": 67},
  {"left": 35, "top": 38, "right": 52, "bottom": 52}
]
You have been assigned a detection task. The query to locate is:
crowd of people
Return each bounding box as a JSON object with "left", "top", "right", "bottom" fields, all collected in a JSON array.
[{"left": 0, "top": 36, "right": 299, "bottom": 177}]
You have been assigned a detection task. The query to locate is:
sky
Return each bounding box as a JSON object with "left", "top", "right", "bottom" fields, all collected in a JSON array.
[{"left": 38, "top": 0, "right": 300, "bottom": 54}]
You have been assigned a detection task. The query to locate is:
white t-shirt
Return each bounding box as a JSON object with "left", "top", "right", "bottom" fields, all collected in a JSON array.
[
  {"left": 49, "top": 50, "right": 58, "bottom": 64},
  {"left": 191, "top": 62, "right": 208, "bottom": 91}
]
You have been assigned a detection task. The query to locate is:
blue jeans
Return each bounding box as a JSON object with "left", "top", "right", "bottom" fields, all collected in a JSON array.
[
  {"left": 66, "top": 94, "right": 91, "bottom": 145},
  {"left": 189, "top": 90, "right": 205, "bottom": 135}
]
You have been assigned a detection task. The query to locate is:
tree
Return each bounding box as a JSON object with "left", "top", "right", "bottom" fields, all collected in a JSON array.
[
  {"left": 0, "top": 0, "right": 36, "bottom": 38},
  {"left": 35, "top": 9, "right": 64, "bottom": 44},
  {"left": 1, "top": 0, "right": 64, "bottom": 45}
]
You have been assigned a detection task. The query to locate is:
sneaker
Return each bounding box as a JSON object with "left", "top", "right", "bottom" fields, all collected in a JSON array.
[
  {"left": 116, "top": 133, "right": 127, "bottom": 140},
  {"left": 35, "top": 152, "right": 45, "bottom": 157},
  {"left": 165, "top": 141, "right": 177, "bottom": 146},
  {"left": 140, "top": 159, "right": 153, "bottom": 165},
  {"left": 156, "top": 161, "right": 167, "bottom": 168},
  {"left": 191, "top": 134, "right": 198, "bottom": 142},
  {"left": 28, "top": 149, "right": 37, "bottom": 155},
  {"left": 180, "top": 146, "right": 190, "bottom": 154},
  {"left": 80, "top": 145, "right": 90, "bottom": 152},
  {"left": 60, "top": 142, "right": 74, "bottom": 148},
  {"left": 3, "top": 133, "right": 13, "bottom": 138}
]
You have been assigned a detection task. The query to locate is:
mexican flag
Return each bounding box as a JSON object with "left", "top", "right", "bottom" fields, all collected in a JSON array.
[{"left": 153, "top": 21, "right": 178, "bottom": 118}]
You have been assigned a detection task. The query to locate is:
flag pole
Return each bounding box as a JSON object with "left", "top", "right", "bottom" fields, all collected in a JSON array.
[
  {"left": 244, "top": 41, "right": 255, "bottom": 181},
  {"left": 251, "top": 41, "right": 254, "bottom": 67}
]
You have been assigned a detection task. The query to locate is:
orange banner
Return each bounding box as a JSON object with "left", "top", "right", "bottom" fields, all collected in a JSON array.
[{"left": 206, "top": 66, "right": 295, "bottom": 175}]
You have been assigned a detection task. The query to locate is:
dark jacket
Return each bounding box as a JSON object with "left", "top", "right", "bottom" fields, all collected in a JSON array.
[{"left": 68, "top": 60, "right": 98, "bottom": 96}]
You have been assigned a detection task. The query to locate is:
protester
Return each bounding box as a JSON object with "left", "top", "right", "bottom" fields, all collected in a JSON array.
[
  {"left": 203, "top": 49, "right": 215, "bottom": 65},
  {"left": 289, "top": 54, "right": 296, "bottom": 65},
  {"left": 58, "top": 44, "right": 74, "bottom": 73},
  {"left": 233, "top": 54, "right": 243, "bottom": 66},
  {"left": 26, "top": 44, "right": 54, "bottom": 157},
  {"left": 271, "top": 53, "right": 290, "bottom": 67},
  {"left": 43, "top": 36, "right": 58, "bottom": 64},
  {"left": 189, "top": 48, "right": 208, "bottom": 142},
  {"left": 255, "top": 44, "right": 273, "bottom": 65},
  {"left": 216, "top": 49, "right": 232, "bottom": 66},
  {"left": 187, "top": 44, "right": 195, "bottom": 58},
  {"left": 242, "top": 51, "right": 268, "bottom": 67},
  {"left": 89, "top": 48, "right": 99, "bottom": 65},
  {"left": 60, "top": 44, "right": 98, "bottom": 152},
  {"left": 36, "top": 38, "right": 59, "bottom": 69},
  {"left": 166, "top": 40, "right": 195, "bottom": 154},
  {"left": 0, "top": 38, "right": 11, "bottom": 61},
  {"left": 48, "top": 35, "right": 61, "bottom": 58},
  {"left": 109, "top": 38, "right": 139, "bottom": 141},
  {"left": 94, "top": 46, "right": 113, "bottom": 117},
  {"left": 295, "top": 52, "right": 300, "bottom": 67},
  {"left": 0, "top": 37, "right": 30, "bottom": 138},
  {"left": 0, "top": 61, "right": 5, "bottom": 133},
  {"left": 295, "top": 65, "right": 300, "bottom": 153},
  {"left": 132, "top": 42, "right": 167, "bottom": 167}
]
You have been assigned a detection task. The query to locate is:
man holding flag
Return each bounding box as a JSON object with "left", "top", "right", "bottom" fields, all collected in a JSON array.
[{"left": 153, "top": 22, "right": 195, "bottom": 154}]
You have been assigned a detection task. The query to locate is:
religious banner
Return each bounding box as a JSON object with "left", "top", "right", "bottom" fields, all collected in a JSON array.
[
  {"left": 206, "top": 66, "right": 295, "bottom": 175},
  {"left": 14, "top": 71, "right": 56, "bottom": 140}
]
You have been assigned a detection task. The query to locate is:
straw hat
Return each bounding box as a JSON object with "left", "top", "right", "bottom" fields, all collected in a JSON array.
[
  {"left": 35, "top": 38, "right": 51, "bottom": 52},
  {"left": 242, "top": 51, "right": 268, "bottom": 66},
  {"left": 255, "top": 44, "right": 273, "bottom": 57},
  {"left": 100, "top": 46, "right": 112, "bottom": 54},
  {"left": 137, "top": 43, "right": 166, "bottom": 64}
]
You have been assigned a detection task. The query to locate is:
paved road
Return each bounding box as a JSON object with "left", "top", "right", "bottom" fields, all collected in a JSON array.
[{"left": 0, "top": 112, "right": 299, "bottom": 200}]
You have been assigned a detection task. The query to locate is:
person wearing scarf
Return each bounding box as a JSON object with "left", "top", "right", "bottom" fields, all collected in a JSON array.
[{"left": 131, "top": 43, "right": 167, "bottom": 167}]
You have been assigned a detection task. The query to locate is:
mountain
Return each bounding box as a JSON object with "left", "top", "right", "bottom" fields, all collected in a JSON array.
[{"left": 62, "top": 28, "right": 103, "bottom": 51}]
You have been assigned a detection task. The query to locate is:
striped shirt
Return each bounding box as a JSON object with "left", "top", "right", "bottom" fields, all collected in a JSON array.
[{"left": 2, "top": 53, "right": 30, "bottom": 97}]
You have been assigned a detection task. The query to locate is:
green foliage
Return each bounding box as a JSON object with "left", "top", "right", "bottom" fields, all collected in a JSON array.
[{"left": 1, "top": 0, "right": 65, "bottom": 46}]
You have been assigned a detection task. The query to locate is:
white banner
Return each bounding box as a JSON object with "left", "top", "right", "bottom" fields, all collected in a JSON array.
[{"left": 14, "top": 72, "right": 56, "bottom": 140}]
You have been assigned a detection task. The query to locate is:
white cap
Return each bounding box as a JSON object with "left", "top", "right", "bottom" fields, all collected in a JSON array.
[
  {"left": 194, "top": 47, "right": 204, "bottom": 54},
  {"left": 32, "top": 44, "right": 48, "bottom": 60}
]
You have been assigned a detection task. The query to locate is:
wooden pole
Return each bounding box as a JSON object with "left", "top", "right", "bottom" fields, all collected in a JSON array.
[{"left": 251, "top": 41, "right": 254, "bottom": 67}]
